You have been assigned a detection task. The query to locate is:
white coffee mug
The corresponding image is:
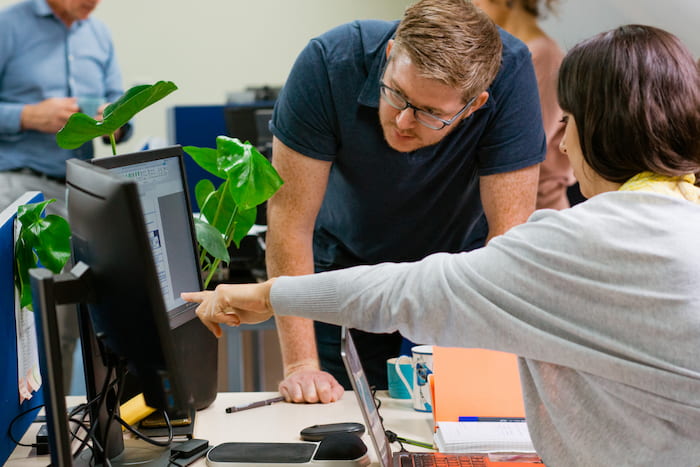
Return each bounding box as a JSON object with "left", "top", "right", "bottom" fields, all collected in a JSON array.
[{"left": 396, "top": 345, "right": 433, "bottom": 412}]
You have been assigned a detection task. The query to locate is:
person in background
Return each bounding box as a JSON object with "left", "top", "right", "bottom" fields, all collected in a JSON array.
[
  {"left": 0, "top": 0, "right": 131, "bottom": 391},
  {"left": 264, "top": 0, "right": 546, "bottom": 403},
  {"left": 185, "top": 24, "right": 700, "bottom": 466},
  {"left": 473, "top": 0, "right": 575, "bottom": 209}
]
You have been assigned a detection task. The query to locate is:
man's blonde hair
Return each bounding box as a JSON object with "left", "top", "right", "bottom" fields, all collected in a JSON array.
[{"left": 392, "top": 0, "right": 502, "bottom": 102}]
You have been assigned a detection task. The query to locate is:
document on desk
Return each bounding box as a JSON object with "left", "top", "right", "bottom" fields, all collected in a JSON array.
[{"left": 434, "top": 421, "right": 535, "bottom": 453}]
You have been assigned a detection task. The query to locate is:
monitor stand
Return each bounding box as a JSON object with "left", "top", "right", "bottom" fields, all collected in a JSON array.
[
  {"left": 30, "top": 264, "right": 180, "bottom": 466},
  {"left": 32, "top": 264, "right": 98, "bottom": 466},
  {"left": 74, "top": 439, "right": 170, "bottom": 466}
]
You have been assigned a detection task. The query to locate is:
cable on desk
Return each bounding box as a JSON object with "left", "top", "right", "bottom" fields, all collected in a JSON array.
[
  {"left": 372, "top": 386, "right": 436, "bottom": 452},
  {"left": 116, "top": 410, "right": 174, "bottom": 447},
  {"left": 69, "top": 415, "right": 109, "bottom": 465},
  {"left": 7, "top": 403, "right": 45, "bottom": 448},
  {"left": 71, "top": 358, "right": 121, "bottom": 461},
  {"left": 101, "top": 361, "right": 129, "bottom": 463}
]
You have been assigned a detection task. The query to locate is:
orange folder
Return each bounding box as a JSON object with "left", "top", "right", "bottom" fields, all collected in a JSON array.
[{"left": 431, "top": 347, "right": 526, "bottom": 426}]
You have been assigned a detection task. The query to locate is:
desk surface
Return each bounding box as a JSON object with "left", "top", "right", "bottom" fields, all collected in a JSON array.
[{"left": 8, "top": 391, "right": 434, "bottom": 466}]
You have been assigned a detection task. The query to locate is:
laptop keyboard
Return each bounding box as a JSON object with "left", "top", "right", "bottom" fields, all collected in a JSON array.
[{"left": 399, "top": 453, "right": 489, "bottom": 467}]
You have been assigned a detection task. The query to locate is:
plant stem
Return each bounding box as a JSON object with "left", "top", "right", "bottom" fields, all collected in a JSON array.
[
  {"left": 110, "top": 133, "right": 117, "bottom": 155},
  {"left": 200, "top": 177, "right": 241, "bottom": 289},
  {"left": 203, "top": 258, "right": 221, "bottom": 289},
  {"left": 198, "top": 178, "right": 232, "bottom": 269},
  {"left": 202, "top": 206, "right": 240, "bottom": 289}
]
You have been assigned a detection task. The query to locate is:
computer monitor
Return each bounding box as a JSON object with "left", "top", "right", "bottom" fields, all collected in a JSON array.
[
  {"left": 30, "top": 148, "right": 217, "bottom": 465},
  {"left": 31, "top": 158, "right": 194, "bottom": 465},
  {"left": 223, "top": 105, "right": 274, "bottom": 158},
  {"left": 91, "top": 147, "right": 217, "bottom": 411},
  {"left": 67, "top": 158, "right": 192, "bottom": 410}
]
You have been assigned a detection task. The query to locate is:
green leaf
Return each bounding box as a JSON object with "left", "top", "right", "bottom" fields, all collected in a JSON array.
[
  {"left": 29, "top": 215, "right": 71, "bottom": 273},
  {"left": 14, "top": 200, "right": 71, "bottom": 310},
  {"left": 14, "top": 235, "right": 37, "bottom": 310},
  {"left": 232, "top": 207, "right": 258, "bottom": 247},
  {"left": 17, "top": 199, "right": 53, "bottom": 226},
  {"left": 56, "top": 81, "right": 178, "bottom": 149},
  {"left": 194, "top": 218, "right": 230, "bottom": 263},
  {"left": 215, "top": 136, "right": 283, "bottom": 209},
  {"left": 183, "top": 146, "right": 225, "bottom": 179},
  {"left": 194, "top": 178, "right": 217, "bottom": 213},
  {"left": 201, "top": 182, "right": 237, "bottom": 235}
]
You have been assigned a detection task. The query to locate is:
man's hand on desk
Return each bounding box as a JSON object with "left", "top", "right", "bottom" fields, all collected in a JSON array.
[
  {"left": 279, "top": 365, "right": 345, "bottom": 404},
  {"left": 182, "top": 282, "right": 344, "bottom": 404},
  {"left": 180, "top": 279, "right": 345, "bottom": 404},
  {"left": 181, "top": 280, "right": 276, "bottom": 337}
]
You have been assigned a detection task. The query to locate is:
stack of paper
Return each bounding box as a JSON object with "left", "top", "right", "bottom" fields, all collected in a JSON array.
[{"left": 434, "top": 421, "right": 535, "bottom": 453}]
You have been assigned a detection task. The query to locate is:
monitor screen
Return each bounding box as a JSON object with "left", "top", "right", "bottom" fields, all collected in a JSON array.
[{"left": 92, "top": 147, "right": 202, "bottom": 329}]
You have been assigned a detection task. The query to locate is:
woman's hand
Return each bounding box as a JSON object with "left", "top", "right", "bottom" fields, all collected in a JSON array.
[{"left": 181, "top": 279, "right": 276, "bottom": 337}]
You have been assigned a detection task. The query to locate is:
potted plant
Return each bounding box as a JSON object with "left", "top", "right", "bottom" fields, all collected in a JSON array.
[
  {"left": 56, "top": 80, "right": 284, "bottom": 289},
  {"left": 183, "top": 136, "right": 283, "bottom": 288}
]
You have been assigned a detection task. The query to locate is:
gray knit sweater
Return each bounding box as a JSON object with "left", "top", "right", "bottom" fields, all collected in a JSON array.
[{"left": 271, "top": 191, "right": 700, "bottom": 466}]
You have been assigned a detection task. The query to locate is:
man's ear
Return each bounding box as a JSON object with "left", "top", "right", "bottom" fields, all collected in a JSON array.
[
  {"left": 385, "top": 39, "right": 394, "bottom": 59},
  {"left": 465, "top": 91, "right": 490, "bottom": 117}
]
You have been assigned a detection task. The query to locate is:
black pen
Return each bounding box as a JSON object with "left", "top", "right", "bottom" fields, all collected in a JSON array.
[{"left": 225, "top": 396, "right": 285, "bottom": 414}]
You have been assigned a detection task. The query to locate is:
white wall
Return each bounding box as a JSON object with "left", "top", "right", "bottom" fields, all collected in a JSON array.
[
  {"left": 2, "top": 0, "right": 698, "bottom": 154},
  {"left": 89, "top": 0, "right": 412, "bottom": 153},
  {"left": 541, "top": 0, "right": 700, "bottom": 55}
]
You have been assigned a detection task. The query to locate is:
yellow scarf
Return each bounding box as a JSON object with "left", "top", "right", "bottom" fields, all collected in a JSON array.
[{"left": 618, "top": 171, "right": 700, "bottom": 204}]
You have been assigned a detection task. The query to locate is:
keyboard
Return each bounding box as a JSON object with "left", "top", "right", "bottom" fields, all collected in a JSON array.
[{"left": 396, "top": 453, "right": 490, "bottom": 467}]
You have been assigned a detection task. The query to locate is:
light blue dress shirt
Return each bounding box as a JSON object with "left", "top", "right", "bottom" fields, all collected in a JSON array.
[{"left": 0, "top": 0, "right": 128, "bottom": 178}]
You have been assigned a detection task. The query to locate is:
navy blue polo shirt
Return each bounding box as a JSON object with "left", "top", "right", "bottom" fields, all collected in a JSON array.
[{"left": 271, "top": 20, "right": 545, "bottom": 268}]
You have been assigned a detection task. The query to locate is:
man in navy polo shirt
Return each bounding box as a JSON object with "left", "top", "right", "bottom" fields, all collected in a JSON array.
[{"left": 267, "top": 0, "right": 546, "bottom": 403}]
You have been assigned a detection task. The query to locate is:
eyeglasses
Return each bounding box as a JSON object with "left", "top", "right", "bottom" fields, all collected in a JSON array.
[{"left": 379, "top": 82, "right": 476, "bottom": 130}]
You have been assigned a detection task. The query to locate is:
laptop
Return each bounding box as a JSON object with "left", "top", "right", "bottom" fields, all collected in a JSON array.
[{"left": 340, "top": 327, "right": 542, "bottom": 467}]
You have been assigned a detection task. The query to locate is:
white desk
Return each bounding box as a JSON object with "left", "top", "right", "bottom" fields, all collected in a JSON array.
[{"left": 7, "top": 391, "right": 434, "bottom": 466}]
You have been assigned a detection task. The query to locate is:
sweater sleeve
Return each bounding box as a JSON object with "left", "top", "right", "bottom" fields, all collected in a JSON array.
[{"left": 270, "top": 193, "right": 700, "bottom": 390}]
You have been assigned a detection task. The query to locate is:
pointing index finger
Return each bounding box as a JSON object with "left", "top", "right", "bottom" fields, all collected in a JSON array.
[{"left": 180, "top": 291, "right": 205, "bottom": 303}]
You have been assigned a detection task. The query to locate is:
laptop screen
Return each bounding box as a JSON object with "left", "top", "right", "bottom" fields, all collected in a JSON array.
[
  {"left": 92, "top": 146, "right": 202, "bottom": 329},
  {"left": 340, "top": 327, "right": 394, "bottom": 467}
]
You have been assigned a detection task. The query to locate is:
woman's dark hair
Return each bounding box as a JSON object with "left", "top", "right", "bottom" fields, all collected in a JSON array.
[{"left": 557, "top": 25, "right": 700, "bottom": 183}]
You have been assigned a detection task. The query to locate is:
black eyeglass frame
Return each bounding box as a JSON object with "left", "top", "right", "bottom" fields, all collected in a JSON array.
[{"left": 379, "top": 82, "right": 477, "bottom": 130}]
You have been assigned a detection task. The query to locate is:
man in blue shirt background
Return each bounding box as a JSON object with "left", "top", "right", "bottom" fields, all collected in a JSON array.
[
  {"left": 0, "top": 0, "right": 130, "bottom": 212},
  {"left": 0, "top": 0, "right": 131, "bottom": 390},
  {"left": 267, "top": 0, "right": 546, "bottom": 404}
]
